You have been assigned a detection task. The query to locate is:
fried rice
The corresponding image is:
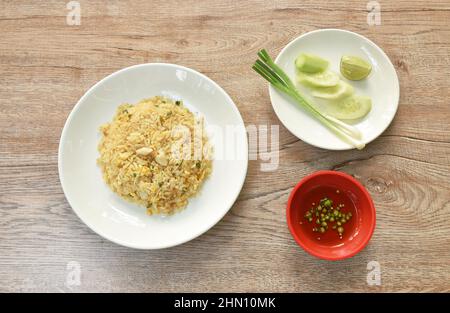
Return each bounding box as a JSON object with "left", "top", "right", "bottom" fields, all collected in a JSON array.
[{"left": 97, "top": 96, "right": 212, "bottom": 215}]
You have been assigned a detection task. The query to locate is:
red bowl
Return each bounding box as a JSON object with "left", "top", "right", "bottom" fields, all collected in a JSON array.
[{"left": 286, "top": 170, "right": 376, "bottom": 260}]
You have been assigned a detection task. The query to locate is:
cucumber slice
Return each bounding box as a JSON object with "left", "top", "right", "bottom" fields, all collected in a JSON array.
[
  {"left": 297, "top": 70, "right": 340, "bottom": 88},
  {"left": 326, "top": 95, "right": 372, "bottom": 120},
  {"left": 295, "top": 53, "right": 329, "bottom": 73},
  {"left": 311, "top": 81, "right": 354, "bottom": 100}
]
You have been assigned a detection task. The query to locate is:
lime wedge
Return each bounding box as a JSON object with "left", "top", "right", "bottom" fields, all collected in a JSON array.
[
  {"left": 295, "top": 53, "right": 329, "bottom": 73},
  {"left": 326, "top": 95, "right": 372, "bottom": 120},
  {"left": 311, "top": 81, "right": 354, "bottom": 100},
  {"left": 298, "top": 70, "right": 340, "bottom": 88},
  {"left": 340, "top": 55, "right": 372, "bottom": 81}
]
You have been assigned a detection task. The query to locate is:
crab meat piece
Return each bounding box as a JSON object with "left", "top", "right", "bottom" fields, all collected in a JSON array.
[{"left": 136, "top": 147, "right": 153, "bottom": 156}]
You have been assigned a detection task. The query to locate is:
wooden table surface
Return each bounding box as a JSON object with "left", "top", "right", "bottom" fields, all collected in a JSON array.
[{"left": 1, "top": 0, "right": 450, "bottom": 293}]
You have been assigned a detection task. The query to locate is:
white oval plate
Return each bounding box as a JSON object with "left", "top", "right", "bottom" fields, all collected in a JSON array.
[
  {"left": 59, "top": 63, "right": 248, "bottom": 249},
  {"left": 270, "top": 29, "right": 400, "bottom": 150}
]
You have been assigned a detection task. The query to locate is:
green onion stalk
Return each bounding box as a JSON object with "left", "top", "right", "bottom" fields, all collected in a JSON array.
[{"left": 252, "top": 49, "right": 365, "bottom": 150}]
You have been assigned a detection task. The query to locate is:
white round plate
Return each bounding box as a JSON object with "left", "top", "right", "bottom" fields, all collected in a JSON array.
[
  {"left": 59, "top": 63, "right": 248, "bottom": 249},
  {"left": 270, "top": 29, "right": 400, "bottom": 150}
]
